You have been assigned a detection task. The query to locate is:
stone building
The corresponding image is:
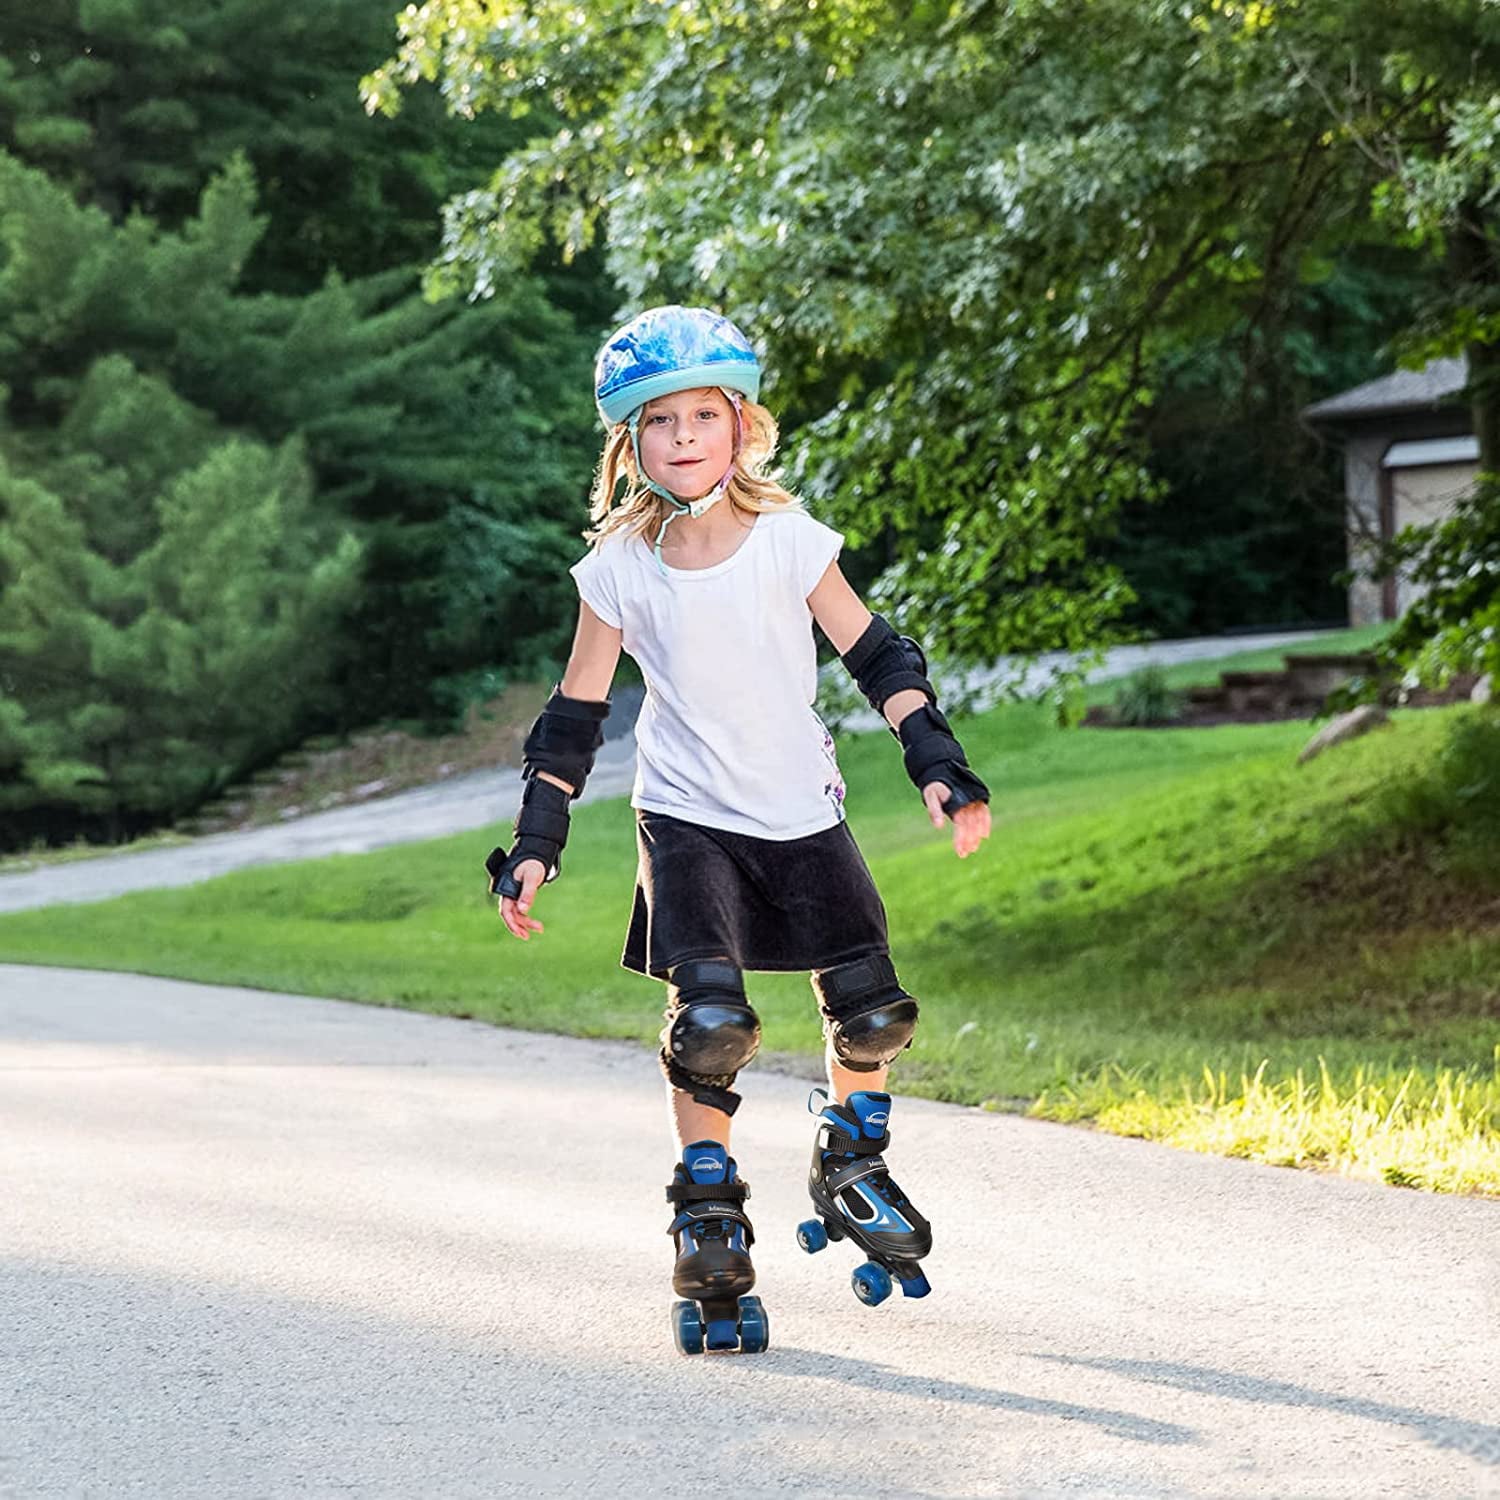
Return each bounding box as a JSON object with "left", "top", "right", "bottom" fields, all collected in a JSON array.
[{"left": 1303, "top": 357, "right": 1476, "bottom": 624}]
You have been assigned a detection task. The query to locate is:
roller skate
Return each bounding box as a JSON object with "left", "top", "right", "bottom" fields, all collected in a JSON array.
[
  {"left": 796, "top": 1089, "right": 932, "bottom": 1306},
  {"left": 666, "top": 1140, "right": 770, "bottom": 1355}
]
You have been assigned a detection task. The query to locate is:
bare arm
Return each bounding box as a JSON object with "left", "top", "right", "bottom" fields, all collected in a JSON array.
[
  {"left": 806, "top": 561, "right": 927, "bottom": 730},
  {"left": 534, "top": 601, "right": 623, "bottom": 795}
]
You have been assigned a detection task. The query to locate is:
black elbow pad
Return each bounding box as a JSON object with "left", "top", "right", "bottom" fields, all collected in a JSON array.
[{"left": 840, "top": 615, "right": 936, "bottom": 716}]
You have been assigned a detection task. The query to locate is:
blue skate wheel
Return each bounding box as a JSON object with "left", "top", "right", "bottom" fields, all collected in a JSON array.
[
  {"left": 796, "top": 1218, "right": 828, "bottom": 1254},
  {"left": 737, "top": 1295, "right": 770, "bottom": 1353},
  {"left": 671, "top": 1299, "right": 705, "bottom": 1355},
  {"left": 899, "top": 1269, "right": 931, "bottom": 1299},
  {"left": 851, "top": 1262, "right": 892, "bottom": 1307}
]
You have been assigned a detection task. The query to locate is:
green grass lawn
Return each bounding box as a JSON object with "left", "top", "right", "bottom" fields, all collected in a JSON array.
[{"left": 3, "top": 699, "right": 1496, "bottom": 1194}]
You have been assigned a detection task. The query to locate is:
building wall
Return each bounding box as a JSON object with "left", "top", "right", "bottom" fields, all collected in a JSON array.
[
  {"left": 1391, "top": 461, "right": 1478, "bottom": 615},
  {"left": 1344, "top": 433, "right": 1388, "bottom": 627},
  {"left": 1340, "top": 416, "right": 1475, "bottom": 625}
]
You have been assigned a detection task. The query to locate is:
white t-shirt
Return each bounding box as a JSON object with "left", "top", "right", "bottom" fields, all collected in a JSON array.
[{"left": 569, "top": 506, "right": 848, "bottom": 840}]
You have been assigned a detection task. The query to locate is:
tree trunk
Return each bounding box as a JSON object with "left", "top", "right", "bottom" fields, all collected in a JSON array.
[{"left": 1450, "top": 197, "right": 1500, "bottom": 469}]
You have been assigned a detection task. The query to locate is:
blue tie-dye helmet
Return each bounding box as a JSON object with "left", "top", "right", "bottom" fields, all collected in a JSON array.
[{"left": 594, "top": 305, "right": 761, "bottom": 427}]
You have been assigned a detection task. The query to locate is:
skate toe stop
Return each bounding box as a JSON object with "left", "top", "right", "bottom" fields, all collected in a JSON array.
[{"left": 898, "top": 1269, "right": 931, "bottom": 1298}]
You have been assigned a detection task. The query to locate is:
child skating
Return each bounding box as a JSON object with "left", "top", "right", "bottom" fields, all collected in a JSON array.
[{"left": 485, "top": 306, "right": 991, "bottom": 1354}]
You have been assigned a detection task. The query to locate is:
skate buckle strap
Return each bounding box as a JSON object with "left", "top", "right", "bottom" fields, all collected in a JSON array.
[
  {"left": 666, "top": 1179, "right": 749, "bottom": 1206},
  {"left": 822, "top": 1156, "right": 889, "bottom": 1196},
  {"left": 668, "top": 1204, "right": 756, "bottom": 1246},
  {"left": 821, "top": 1124, "right": 887, "bottom": 1157}
]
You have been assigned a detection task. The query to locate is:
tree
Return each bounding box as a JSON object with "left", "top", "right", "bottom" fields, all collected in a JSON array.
[
  {"left": 0, "top": 0, "right": 534, "bottom": 292},
  {"left": 368, "top": 0, "right": 1500, "bottom": 679},
  {"left": 0, "top": 1, "right": 610, "bottom": 731},
  {"left": 0, "top": 147, "right": 595, "bottom": 730},
  {"left": 1306, "top": 1, "right": 1500, "bottom": 685},
  {"left": 1114, "top": 246, "right": 1439, "bottom": 635},
  {"left": 0, "top": 357, "right": 361, "bottom": 841}
]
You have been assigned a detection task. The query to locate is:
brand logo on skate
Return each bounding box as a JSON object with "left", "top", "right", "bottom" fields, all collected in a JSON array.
[
  {"left": 692, "top": 1157, "right": 720, "bottom": 1173},
  {"left": 865, "top": 1112, "right": 888, "bottom": 1128}
]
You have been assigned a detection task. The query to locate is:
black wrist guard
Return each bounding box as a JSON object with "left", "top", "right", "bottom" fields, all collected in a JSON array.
[
  {"left": 897, "top": 703, "right": 990, "bottom": 811},
  {"left": 841, "top": 615, "right": 936, "bottom": 716},
  {"left": 522, "top": 688, "right": 611, "bottom": 799},
  {"left": 485, "top": 776, "right": 571, "bottom": 898}
]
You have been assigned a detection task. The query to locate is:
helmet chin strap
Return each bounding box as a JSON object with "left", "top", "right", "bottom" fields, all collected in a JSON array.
[{"left": 629, "top": 392, "right": 744, "bottom": 577}]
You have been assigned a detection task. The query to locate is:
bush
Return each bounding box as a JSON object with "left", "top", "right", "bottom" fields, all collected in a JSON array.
[{"left": 1112, "top": 665, "right": 1183, "bottom": 726}]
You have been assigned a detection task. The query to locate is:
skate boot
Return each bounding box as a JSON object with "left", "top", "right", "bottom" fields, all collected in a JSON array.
[
  {"left": 666, "top": 1140, "right": 770, "bottom": 1355},
  {"left": 796, "top": 1088, "right": 932, "bottom": 1306}
]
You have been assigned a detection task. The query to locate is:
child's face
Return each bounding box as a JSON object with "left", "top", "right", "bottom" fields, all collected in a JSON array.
[{"left": 636, "top": 387, "right": 736, "bottom": 499}]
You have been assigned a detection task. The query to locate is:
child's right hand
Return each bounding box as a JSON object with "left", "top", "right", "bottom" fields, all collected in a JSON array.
[{"left": 498, "top": 858, "right": 548, "bottom": 940}]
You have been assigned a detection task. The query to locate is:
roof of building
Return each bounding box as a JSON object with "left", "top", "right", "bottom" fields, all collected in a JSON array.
[{"left": 1302, "top": 356, "right": 1469, "bottom": 423}]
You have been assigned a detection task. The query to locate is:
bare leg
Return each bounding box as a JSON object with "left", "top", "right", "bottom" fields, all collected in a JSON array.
[
  {"left": 668, "top": 1085, "right": 734, "bottom": 1152},
  {"left": 826, "top": 1044, "right": 888, "bottom": 1105}
]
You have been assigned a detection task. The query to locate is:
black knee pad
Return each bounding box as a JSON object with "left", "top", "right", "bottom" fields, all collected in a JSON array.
[
  {"left": 659, "top": 958, "right": 761, "bottom": 1116},
  {"left": 812, "top": 953, "right": 918, "bottom": 1072}
]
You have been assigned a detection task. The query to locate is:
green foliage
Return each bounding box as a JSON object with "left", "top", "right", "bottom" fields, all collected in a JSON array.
[
  {"left": 377, "top": 0, "right": 1257, "bottom": 667},
  {"left": 372, "top": 0, "right": 1500, "bottom": 674},
  {"left": 1, "top": 0, "right": 613, "bottom": 750},
  {"left": 0, "top": 152, "right": 363, "bottom": 833},
  {"left": 0, "top": 358, "right": 360, "bottom": 829},
  {"left": 174, "top": 250, "right": 596, "bottom": 721},
  {"left": 0, "top": 149, "right": 595, "bottom": 758},
  {"left": 1115, "top": 249, "right": 1438, "bottom": 635},
  {"left": 0, "top": 0, "right": 539, "bottom": 293},
  {"left": 1374, "top": 475, "right": 1500, "bottom": 708},
  {"left": 1111, "top": 666, "right": 1182, "bottom": 727}
]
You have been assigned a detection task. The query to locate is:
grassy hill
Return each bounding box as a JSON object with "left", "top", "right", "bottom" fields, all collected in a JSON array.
[{"left": 2, "top": 699, "right": 1495, "bottom": 1193}]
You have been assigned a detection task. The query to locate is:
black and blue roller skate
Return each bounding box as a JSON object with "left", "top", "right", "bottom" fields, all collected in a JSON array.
[
  {"left": 666, "top": 1140, "right": 770, "bottom": 1355},
  {"left": 796, "top": 1088, "right": 932, "bottom": 1307}
]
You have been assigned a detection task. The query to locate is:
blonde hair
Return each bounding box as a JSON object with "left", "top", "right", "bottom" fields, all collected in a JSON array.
[{"left": 583, "top": 393, "right": 803, "bottom": 548}]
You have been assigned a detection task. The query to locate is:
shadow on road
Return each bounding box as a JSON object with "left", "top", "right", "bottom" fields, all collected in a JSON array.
[
  {"left": 769, "top": 1346, "right": 1199, "bottom": 1446},
  {"left": 1033, "top": 1353, "right": 1500, "bottom": 1466}
]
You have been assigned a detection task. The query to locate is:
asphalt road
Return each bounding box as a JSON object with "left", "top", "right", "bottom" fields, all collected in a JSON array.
[{"left": 3, "top": 964, "right": 1495, "bottom": 1499}]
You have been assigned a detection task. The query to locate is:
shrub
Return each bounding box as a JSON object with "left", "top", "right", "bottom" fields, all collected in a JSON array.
[{"left": 1113, "top": 665, "right": 1183, "bottom": 726}]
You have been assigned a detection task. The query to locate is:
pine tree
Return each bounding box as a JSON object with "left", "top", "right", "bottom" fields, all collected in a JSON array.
[
  {"left": 0, "top": 1, "right": 606, "bottom": 734},
  {"left": 0, "top": 147, "right": 594, "bottom": 743},
  {"left": 0, "top": 0, "right": 536, "bottom": 291},
  {"left": 0, "top": 356, "right": 360, "bottom": 840}
]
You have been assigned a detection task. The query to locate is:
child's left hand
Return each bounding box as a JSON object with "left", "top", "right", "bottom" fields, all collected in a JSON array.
[{"left": 922, "top": 782, "right": 991, "bottom": 858}]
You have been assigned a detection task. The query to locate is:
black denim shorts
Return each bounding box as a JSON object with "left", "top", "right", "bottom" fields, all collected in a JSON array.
[{"left": 622, "top": 809, "right": 890, "bottom": 981}]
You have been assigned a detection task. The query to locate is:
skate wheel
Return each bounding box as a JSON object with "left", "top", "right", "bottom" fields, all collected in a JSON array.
[
  {"left": 737, "top": 1295, "right": 770, "bottom": 1353},
  {"left": 796, "top": 1218, "right": 828, "bottom": 1254},
  {"left": 851, "top": 1262, "right": 892, "bottom": 1307},
  {"left": 672, "top": 1299, "right": 705, "bottom": 1355},
  {"left": 899, "top": 1269, "right": 931, "bottom": 1299}
]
